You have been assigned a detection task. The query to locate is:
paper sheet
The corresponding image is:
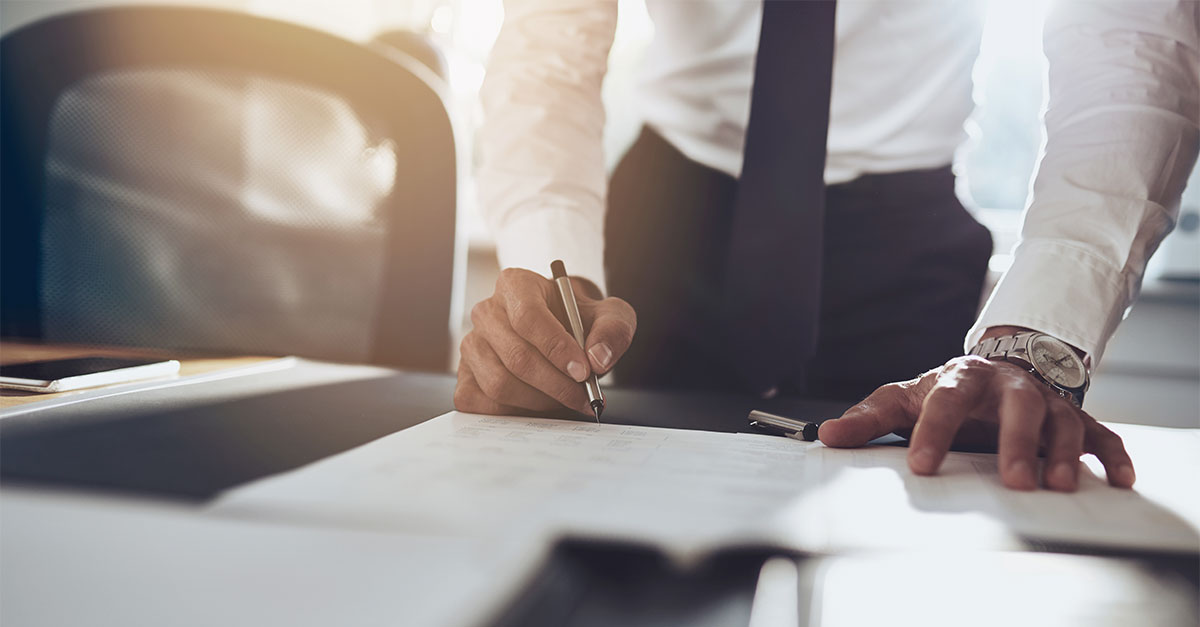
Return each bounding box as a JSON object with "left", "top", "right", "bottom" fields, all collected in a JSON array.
[{"left": 213, "top": 412, "right": 1199, "bottom": 558}]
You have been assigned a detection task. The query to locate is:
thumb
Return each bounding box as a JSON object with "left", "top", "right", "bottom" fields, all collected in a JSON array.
[
  {"left": 818, "top": 380, "right": 922, "bottom": 448},
  {"left": 581, "top": 296, "right": 637, "bottom": 375}
]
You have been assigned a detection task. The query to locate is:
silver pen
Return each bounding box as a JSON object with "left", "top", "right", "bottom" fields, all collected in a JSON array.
[
  {"left": 747, "top": 410, "right": 819, "bottom": 441},
  {"left": 551, "top": 260, "right": 605, "bottom": 422}
]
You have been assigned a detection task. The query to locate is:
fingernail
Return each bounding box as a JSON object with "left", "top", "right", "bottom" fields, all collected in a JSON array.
[
  {"left": 909, "top": 447, "right": 938, "bottom": 474},
  {"left": 1008, "top": 460, "right": 1036, "bottom": 490},
  {"left": 1049, "top": 461, "right": 1076, "bottom": 491},
  {"left": 1115, "top": 464, "right": 1136, "bottom": 488},
  {"left": 588, "top": 343, "right": 612, "bottom": 369},
  {"left": 566, "top": 360, "right": 587, "bottom": 382}
]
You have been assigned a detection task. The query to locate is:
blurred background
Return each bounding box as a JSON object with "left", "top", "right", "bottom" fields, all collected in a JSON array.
[{"left": 3, "top": 0, "right": 1196, "bottom": 426}]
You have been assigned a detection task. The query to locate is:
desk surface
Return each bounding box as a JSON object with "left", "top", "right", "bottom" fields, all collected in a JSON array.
[{"left": 1, "top": 342, "right": 1196, "bottom": 626}]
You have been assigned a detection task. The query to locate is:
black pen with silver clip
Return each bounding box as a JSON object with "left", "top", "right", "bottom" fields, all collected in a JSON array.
[{"left": 551, "top": 260, "right": 605, "bottom": 422}]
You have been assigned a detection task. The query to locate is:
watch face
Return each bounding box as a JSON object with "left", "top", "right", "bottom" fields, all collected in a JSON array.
[{"left": 1030, "top": 335, "right": 1087, "bottom": 389}]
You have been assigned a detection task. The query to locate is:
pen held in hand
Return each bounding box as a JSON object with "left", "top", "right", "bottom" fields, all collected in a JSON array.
[{"left": 551, "top": 260, "right": 605, "bottom": 423}]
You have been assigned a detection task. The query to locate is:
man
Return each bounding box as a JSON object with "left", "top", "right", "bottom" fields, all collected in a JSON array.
[{"left": 455, "top": 0, "right": 1199, "bottom": 492}]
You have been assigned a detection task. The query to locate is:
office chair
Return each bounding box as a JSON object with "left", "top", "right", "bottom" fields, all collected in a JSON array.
[
  {"left": 1, "top": 6, "right": 460, "bottom": 372},
  {"left": 372, "top": 29, "right": 450, "bottom": 81}
]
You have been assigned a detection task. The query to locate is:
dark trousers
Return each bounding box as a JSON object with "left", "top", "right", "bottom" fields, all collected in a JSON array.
[{"left": 605, "top": 127, "right": 993, "bottom": 402}]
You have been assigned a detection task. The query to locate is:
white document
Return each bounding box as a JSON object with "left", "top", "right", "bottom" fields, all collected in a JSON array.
[{"left": 213, "top": 412, "right": 1200, "bottom": 559}]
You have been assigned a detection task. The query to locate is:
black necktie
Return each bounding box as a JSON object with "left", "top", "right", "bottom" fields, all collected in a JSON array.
[{"left": 723, "top": 0, "right": 837, "bottom": 395}]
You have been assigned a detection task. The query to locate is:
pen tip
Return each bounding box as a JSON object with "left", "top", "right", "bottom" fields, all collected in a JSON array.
[{"left": 591, "top": 401, "right": 603, "bottom": 423}]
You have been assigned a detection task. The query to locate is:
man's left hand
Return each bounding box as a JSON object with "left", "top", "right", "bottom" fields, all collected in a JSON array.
[{"left": 817, "top": 344, "right": 1135, "bottom": 493}]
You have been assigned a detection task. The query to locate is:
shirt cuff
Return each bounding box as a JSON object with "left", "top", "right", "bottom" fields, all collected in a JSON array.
[
  {"left": 492, "top": 207, "right": 607, "bottom": 295},
  {"left": 967, "top": 239, "right": 1130, "bottom": 366}
]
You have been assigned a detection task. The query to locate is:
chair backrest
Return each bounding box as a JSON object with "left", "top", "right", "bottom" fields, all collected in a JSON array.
[{"left": 1, "top": 6, "right": 459, "bottom": 372}]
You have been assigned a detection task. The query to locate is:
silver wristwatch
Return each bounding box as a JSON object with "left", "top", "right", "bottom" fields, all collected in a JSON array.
[{"left": 969, "top": 332, "right": 1089, "bottom": 407}]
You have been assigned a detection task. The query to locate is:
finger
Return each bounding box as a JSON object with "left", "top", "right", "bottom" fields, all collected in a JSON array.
[
  {"left": 907, "top": 357, "right": 995, "bottom": 475},
  {"left": 1083, "top": 420, "right": 1136, "bottom": 488},
  {"left": 460, "top": 332, "right": 561, "bottom": 412},
  {"left": 819, "top": 381, "right": 919, "bottom": 448},
  {"left": 993, "top": 372, "right": 1047, "bottom": 491},
  {"left": 581, "top": 297, "right": 637, "bottom": 375},
  {"left": 473, "top": 304, "right": 591, "bottom": 413},
  {"left": 453, "top": 360, "right": 524, "bottom": 416},
  {"left": 495, "top": 269, "right": 590, "bottom": 382},
  {"left": 1040, "top": 398, "right": 1084, "bottom": 492}
]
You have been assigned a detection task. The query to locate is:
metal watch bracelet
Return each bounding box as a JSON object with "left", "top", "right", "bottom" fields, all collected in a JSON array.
[
  {"left": 969, "top": 332, "right": 1086, "bottom": 407},
  {"left": 969, "top": 332, "right": 1037, "bottom": 361}
]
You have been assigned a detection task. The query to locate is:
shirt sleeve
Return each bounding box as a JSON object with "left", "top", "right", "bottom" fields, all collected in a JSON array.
[
  {"left": 476, "top": 0, "right": 617, "bottom": 293},
  {"left": 968, "top": 0, "right": 1200, "bottom": 365}
]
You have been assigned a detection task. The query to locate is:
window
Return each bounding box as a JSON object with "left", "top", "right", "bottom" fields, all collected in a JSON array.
[{"left": 961, "top": 0, "right": 1048, "bottom": 214}]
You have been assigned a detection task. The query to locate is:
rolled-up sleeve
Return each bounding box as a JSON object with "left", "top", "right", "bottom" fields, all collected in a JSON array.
[
  {"left": 969, "top": 0, "right": 1200, "bottom": 365},
  {"left": 477, "top": 0, "right": 617, "bottom": 292}
]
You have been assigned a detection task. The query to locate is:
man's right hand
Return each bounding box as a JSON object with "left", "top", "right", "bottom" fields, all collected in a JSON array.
[{"left": 455, "top": 268, "right": 637, "bottom": 416}]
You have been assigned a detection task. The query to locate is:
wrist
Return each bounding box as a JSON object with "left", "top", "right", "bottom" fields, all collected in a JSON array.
[{"left": 972, "top": 327, "right": 1090, "bottom": 407}]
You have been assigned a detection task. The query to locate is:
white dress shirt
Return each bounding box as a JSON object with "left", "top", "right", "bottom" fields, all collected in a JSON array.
[{"left": 478, "top": 0, "right": 1199, "bottom": 365}]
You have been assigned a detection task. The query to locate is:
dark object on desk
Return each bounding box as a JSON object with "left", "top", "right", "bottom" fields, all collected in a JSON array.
[
  {"left": 1, "top": 7, "right": 457, "bottom": 371},
  {"left": 0, "top": 356, "right": 179, "bottom": 393},
  {"left": 490, "top": 540, "right": 767, "bottom": 627},
  {"left": 748, "top": 409, "right": 819, "bottom": 441}
]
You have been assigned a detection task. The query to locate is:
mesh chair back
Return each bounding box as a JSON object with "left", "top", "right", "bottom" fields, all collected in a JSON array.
[{"left": 2, "top": 7, "right": 458, "bottom": 371}]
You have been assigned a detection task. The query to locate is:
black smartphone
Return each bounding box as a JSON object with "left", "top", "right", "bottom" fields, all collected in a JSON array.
[{"left": 0, "top": 357, "right": 180, "bottom": 393}]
